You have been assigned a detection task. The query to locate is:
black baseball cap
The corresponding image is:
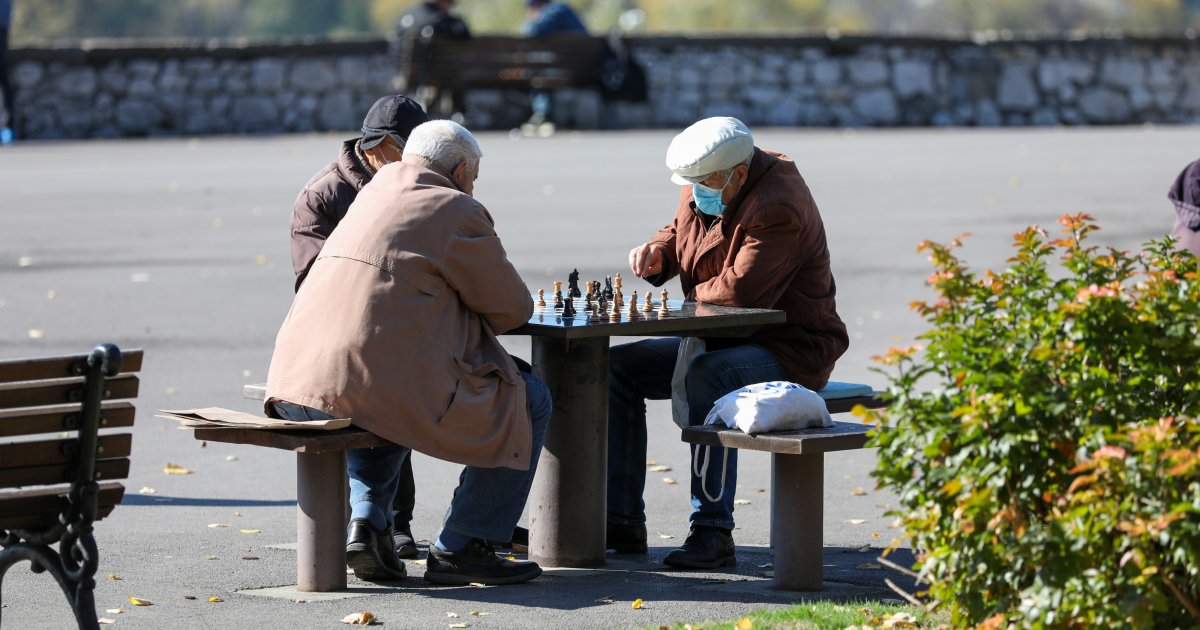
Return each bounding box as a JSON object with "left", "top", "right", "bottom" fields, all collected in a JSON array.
[{"left": 360, "top": 95, "right": 429, "bottom": 150}]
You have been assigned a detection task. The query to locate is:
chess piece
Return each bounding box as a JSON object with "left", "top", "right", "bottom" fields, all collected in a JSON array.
[
  {"left": 553, "top": 280, "right": 564, "bottom": 304},
  {"left": 555, "top": 293, "right": 563, "bottom": 309},
  {"left": 627, "top": 299, "right": 637, "bottom": 318},
  {"left": 568, "top": 269, "right": 581, "bottom": 298},
  {"left": 642, "top": 290, "right": 653, "bottom": 312},
  {"left": 585, "top": 289, "right": 593, "bottom": 309},
  {"left": 604, "top": 276, "right": 614, "bottom": 301},
  {"left": 614, "top": 273, "right": 623, "bottom": 293},
  {"left": 537, "top": 289, "right": 546, "bottom": 307},
  {"left": 562, "top": 295, "right": 576, "bottom": 318},
  {"left": 610, "top": 300, "right": 621, "bottom": 320},
  {"left": 658, "top": 288, "right": 670, "bottom": 317}
]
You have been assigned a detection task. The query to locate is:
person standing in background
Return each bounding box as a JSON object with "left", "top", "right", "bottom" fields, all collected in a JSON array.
[
  {"left": 0, "top": 0, "right": 14, "bottom": 145},
  {"left": 522, "top": 0, "right": 587, "bottom": 131},
  {"left": 395, "top": 0, "right": 471, "bottom": 119}
]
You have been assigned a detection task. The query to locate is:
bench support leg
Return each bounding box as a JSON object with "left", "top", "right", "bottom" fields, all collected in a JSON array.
[
  {"left": 771, "top": 452, "right": 824, "bottom": 591},
  {"left": 529, "top": 336, "right": 609, "bottom": 568},
  {"left": 296, "top": 450, "right": 348, "bottom": 592}
]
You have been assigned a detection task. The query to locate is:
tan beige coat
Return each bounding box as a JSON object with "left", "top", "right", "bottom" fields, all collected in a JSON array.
[{"left": 265, "top": 159, "right": 535, "bottom": 470}]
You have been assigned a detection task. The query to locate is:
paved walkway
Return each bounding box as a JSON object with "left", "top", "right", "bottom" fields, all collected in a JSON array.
[{"left": 0, "top": 126, "right": 1195, "bottom": 628}]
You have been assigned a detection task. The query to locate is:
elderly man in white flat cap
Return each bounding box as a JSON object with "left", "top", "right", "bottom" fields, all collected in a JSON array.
[{"left": 604, "top": 116, "right": 849, "bottom": 568}]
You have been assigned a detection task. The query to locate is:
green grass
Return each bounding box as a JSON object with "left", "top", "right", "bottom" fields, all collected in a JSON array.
[{"left": 650, "top": 601, "right": 946, "bottom": 630}]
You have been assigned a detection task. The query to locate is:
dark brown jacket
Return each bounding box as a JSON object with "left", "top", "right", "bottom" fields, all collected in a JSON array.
[
  {"left": 647, "top": 148, "right": 849, "bottom": 390},
  {"left": 290, "top": 139, "right": 371, "bottom": 291}
]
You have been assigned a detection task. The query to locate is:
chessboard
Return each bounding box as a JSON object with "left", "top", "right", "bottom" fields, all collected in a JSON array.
[{"left": 512, "top": 269, "right": 787, "bottom": 340}]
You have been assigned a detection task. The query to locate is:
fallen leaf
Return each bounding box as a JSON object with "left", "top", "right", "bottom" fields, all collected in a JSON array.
[
  {"left": 657, "top": 532, "right": 674, "bottom": 539},
  {"left": 595, "top": 595, "right": 615, "bottom": 604},
  {"left": 733, "top": 499, "right": 751, "bottom": 505},
  {"left": 203, "top": 555, "right": 217, "bottom": 560},
  {"left": 341, "top": 611, "right": 378, "bottom": 625},
  {"left": 847, "top": 519, "right": 866, "bottom": 525},
  {"left": 239, "top": 529, "right": 261, "bottom": 534},
  {"left": 225, "top": 455, "right": 238, "bottom": 462},
  {"left": 183, "top": 596, "right": 197, "bottom": 600},
  {"left": 208, "top": 597, "right": 223, "bottom": 603},
  {"left": 872, "top": 532, "right": 881, "bottom": 538},
  {"left": 107, "top": 574, "right": 122, "bottom": 581},
  {"left": 292, "top": 598, "right": 307, "bottom": 604},
  {"left": 737, "top": 617, "right": 753, "bottom": 629},
  {"left": 242, "top": 556, "right": 259, "bottom": 561},
  {"left": 207, "top": 523, "right": 229, "bottom": 528},
  {"left": 662, "top": 477, "right": 677, "bottom": 485},
  {"left": 467, "top": 582, "right": 486, "bottom": 588},
  {"left": 471, "top": 611, "right": 490, "bottom": 616},
  {"left": 449, "top": 624, "right": 470, "bottom": 629},
  {"left": 856, "top": 563, "right": 883, "bottom": 570},
  {"left": 852, "top": 487, "right": 867, "bottom": 496},
  {"left": 98, "top": 619, "right": 116, "bottom": 625},
  {"left": 137, "top": 487, "right": 156, "bottom": 495},
  {"left": 128, "top": 597, "right": 153, "bottom": 607},
  {"left": 105, "top": 608, "right": 124, "bottom": 614},
  {"left": 648, "top": 465, "right": 672, "bottom": 472},
  {"left": 163, "top": 462, "right": 193, "bottom": 475},
  {"left": 632, "top": 598, "right": 645, "bottom": 609},
  {"left": 645, "top": 460, "right": 657, "bottom": 466},
  {"left": 445, "top": 612, "right": 459, "bottom": 618},
  {"left": 511, "top": 543, "right": 528, "bottom": 553},
  {"left": 755, "top": 488, "right": 766, "bottom": 493}
]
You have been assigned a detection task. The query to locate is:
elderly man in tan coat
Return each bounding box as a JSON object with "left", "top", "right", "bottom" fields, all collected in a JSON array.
[{"left": 265, "top": 120, "right": 551, "bottom": 586}]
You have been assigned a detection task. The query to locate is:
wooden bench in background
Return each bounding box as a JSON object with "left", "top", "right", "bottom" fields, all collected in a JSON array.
[
  {"left": 189, "top": 384, "right": 388, "bottom": 592},
  {"left": 680, "top": 382, "right": 887, "bottom": 592},
  {"left": 0, "top": 344, "right": 142, "bottom": 630}
]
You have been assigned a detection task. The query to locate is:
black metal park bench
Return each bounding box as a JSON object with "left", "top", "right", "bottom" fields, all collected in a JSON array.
[{"left": 0, "top": 344, "right": 142, "bottom": 630}]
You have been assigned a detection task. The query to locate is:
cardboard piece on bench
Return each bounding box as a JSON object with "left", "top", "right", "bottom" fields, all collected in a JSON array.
[{"left": 156, "top": 407, "right": 351, "bottom": 431}]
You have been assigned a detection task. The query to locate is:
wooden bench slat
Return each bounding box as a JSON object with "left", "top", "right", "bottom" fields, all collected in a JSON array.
[
  {"left": 0, "top": 434, "right": 132, "bottom": 470},
  {"left": 192, "top": 426, "right": 390, "bottom": 453},
  {"left": 680, "top": 421, "right": 873, "bottom": 455},
  {"left": 0, "top": 350, "right": 143, "bottom": 383},
  {"left": 0, "top": 374, "right": 139, "bottom": 411},
  {"left": 0, "top": 401, "right": 136, "bottom": 438},
  {"left": 0, "top": 458, "right": 130, "bottom": 490},
  {"left": 0, "top": 482, "right": 125, "bottom": 530}
]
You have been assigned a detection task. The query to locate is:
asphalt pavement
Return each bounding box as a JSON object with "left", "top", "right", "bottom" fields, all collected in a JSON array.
[{"left": 1, "top": 125, "right": 1197, "bottom": 629}]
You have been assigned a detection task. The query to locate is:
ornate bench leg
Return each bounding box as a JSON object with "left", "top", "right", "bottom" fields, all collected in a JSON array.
[
  {"left": 771, "top": 452, "right": 824, "bottom": 591},
  {"left": 296, "top": 450, "right": 348, "bottom": 592}
]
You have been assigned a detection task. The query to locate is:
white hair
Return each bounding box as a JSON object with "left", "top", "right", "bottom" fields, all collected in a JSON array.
[{"left": 403, "top": 120, "right": 483, "bottom": 173}]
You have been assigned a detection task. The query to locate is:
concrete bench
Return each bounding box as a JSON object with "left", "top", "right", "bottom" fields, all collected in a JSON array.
[
  {"left": 679, "top": 382, "right": 885, "bottom": 592},
  {"left": 191, "top": 384, "right": 388, "bottom": 592},
  {"left": 0, "top": 344, "right": 142, "bottom": 629}
]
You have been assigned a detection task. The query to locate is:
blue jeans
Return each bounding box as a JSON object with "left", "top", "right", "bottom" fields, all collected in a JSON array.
[
  {"left": 273, "top": 370, "right": 552, "bottom": 544},
  {"left": 607, "top": 337, "right": 786, "bottom": 530}
]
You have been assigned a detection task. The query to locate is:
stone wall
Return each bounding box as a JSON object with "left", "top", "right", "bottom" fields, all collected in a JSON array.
[{"left": 8, "top": 34, "right": 1200, "bottom": 139}]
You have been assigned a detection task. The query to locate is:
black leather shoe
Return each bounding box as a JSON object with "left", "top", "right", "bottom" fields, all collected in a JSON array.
[
  {"left": 663, "top": 526, "right": 736, "bottom": 569},
  {"left": 605, "top": 521, "right": 647, "bottom": 554},
  {"left": 346, "top": 518, "right": 408, "bottom": 581},
  {"left": 486, "top": 525, "right": 529, "bottom": 549},
  {"left": 424, "top": 539, "right": 542, "bottom": 585},
  {"left": 393, "top": 526, "right": 418, "bottom": 559}
]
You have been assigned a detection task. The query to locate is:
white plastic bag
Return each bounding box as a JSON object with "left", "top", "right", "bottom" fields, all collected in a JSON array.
[
  {"left": 669, "top": 337, "right": 706, "bottom": 429},
  {"left": 702, "top": 381, "right": 832, "bottom": 434}
]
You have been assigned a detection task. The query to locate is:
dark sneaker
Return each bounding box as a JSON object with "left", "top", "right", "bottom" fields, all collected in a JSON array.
[
  {"left": 393, "top": 526, "right": 418, "bottom": 559},
  {"left": 663, "top": 526, "right": 736, "bottom": 569},
  {"left": 424, "top": 539, "right": 542, "bottom": 586},
  {"left": 486, "top": 525, "right": 529, "bottom": 549},
  {"left": 605, "top": 521, "right": 647, "bottom": 554},
  {"left": 346, "top": 518, "right": 408, "bottom": 581}
]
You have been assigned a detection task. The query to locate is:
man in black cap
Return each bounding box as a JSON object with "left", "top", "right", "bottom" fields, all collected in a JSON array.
[{"left": 290, "top": 94, "right": 429, "bottom": 559}]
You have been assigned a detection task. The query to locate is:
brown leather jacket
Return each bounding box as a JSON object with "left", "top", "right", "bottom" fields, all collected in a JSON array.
[
  {"left": 647, "top": 148, "right": 849, "bottom": 390},
  {"left": 290, "top": 139, "right": 371, "bottom": 291}
]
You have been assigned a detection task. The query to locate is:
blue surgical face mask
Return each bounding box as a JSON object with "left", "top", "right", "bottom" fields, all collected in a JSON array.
[{"left": 692, "top": 171, "right": 735, "bottom": 216}]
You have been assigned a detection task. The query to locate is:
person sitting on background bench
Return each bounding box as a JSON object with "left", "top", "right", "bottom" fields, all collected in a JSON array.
[
  {"left": 606, "top": 117, "right": 849, "bottom": 569},
  {"left": 1168, "top": 157, "right": 1200, "bottom": 258},
  {"left": 290, "top": 94, "right": 429, "bottom": 561},
  {"left": 266, "top": 120, "right": 551, "bottom": 586},
  {"left": 522, "top": 0, "right": 588, "bottom": 130},
  {"left": 395, "top": 0, "right": 471, "bottom": 118}
]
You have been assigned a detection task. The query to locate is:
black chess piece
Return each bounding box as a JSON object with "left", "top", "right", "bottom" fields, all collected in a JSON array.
[
  {"left": 568, "top": 269, "right": 581, "bottom": 298},
  {"left": 562, "top": 295, "right": 576, "bottom": 318},
  {"left": 554, "top": 292, "right": 564, "bottom": 308},
  {"left": 604, "top": 276, "right": 614, "bottom": 301}
]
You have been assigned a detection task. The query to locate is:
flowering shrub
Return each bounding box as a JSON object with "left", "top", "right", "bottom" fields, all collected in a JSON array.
[{"left": 862, "top": 214, "right": 1200, "bottom": 628}]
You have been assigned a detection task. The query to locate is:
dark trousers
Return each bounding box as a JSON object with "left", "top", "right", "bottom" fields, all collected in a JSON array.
[{"left": 0, "top": 28, "right": 13, "bottom": 130}]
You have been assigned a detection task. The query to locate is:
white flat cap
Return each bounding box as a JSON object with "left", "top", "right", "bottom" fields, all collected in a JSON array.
[{"left": 665, "top": 117, "right": 754, "bottom": 185}]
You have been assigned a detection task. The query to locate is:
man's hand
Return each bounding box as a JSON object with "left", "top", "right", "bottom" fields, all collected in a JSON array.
[{"left": 628, "top": 243, "right": 665, "bottom": 278}]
